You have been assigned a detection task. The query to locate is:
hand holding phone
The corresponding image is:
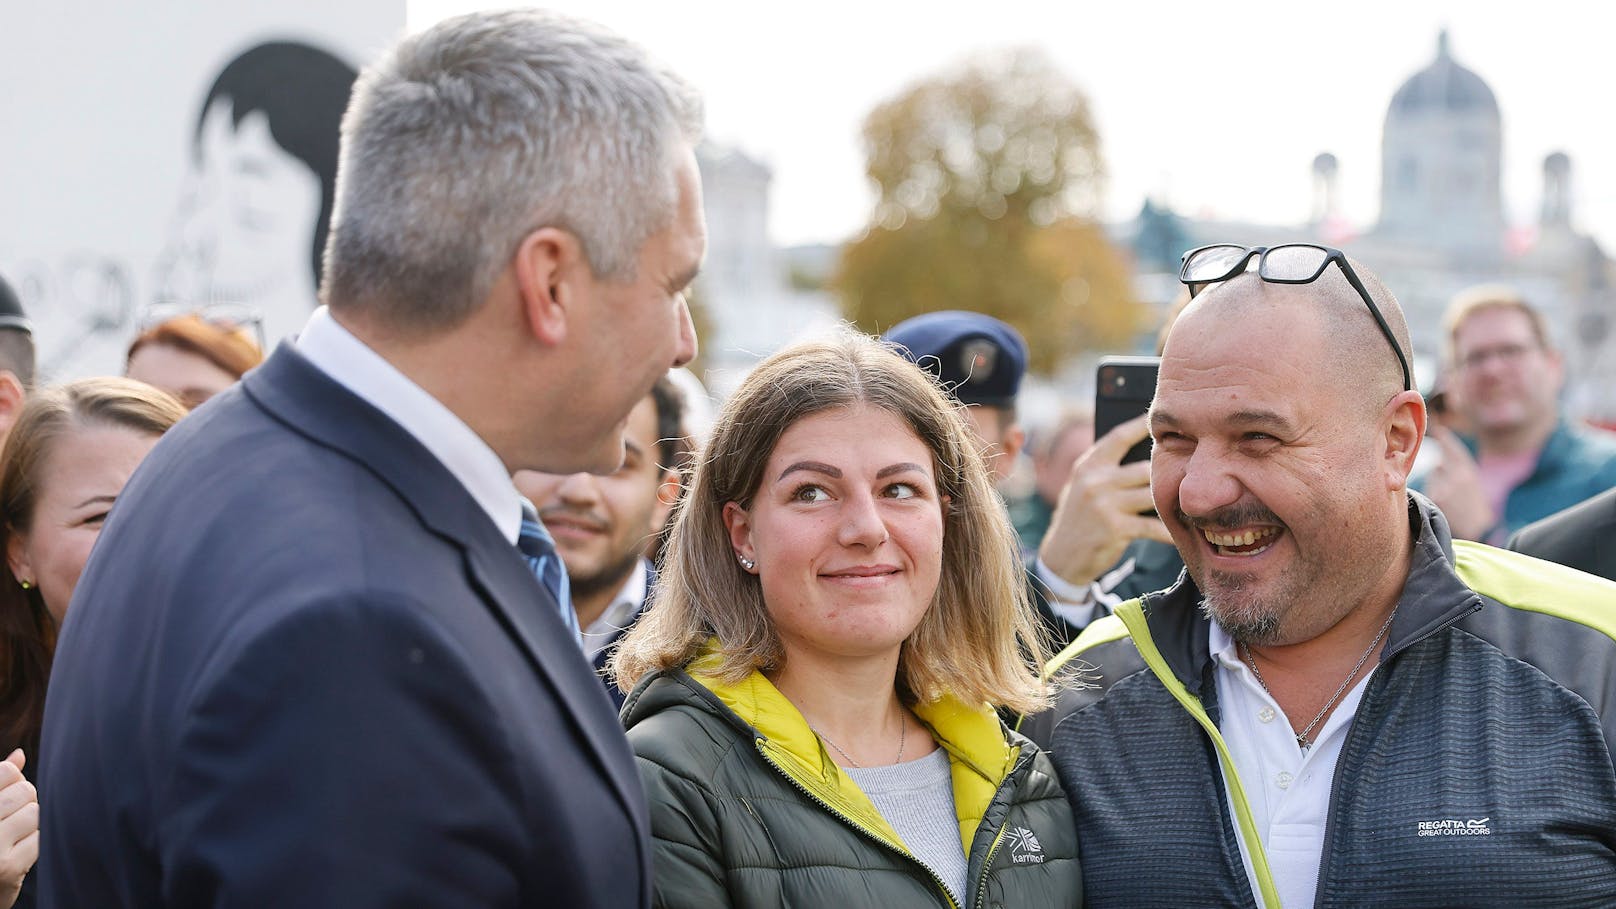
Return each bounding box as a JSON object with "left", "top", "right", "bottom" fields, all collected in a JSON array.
[
  {"left": 1094, "top": 356, "right": 1160, "bottom": 465},
  {"left": 1036, "top": 357, "right": 1171, "bottom": 589}
]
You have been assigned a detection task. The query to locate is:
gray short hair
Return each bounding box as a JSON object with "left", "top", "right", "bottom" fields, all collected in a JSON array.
[{"left": 323, "top": 9, "right": 703, "bottom": 331}]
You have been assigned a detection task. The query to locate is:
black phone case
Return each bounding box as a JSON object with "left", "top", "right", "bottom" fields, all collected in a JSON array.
[{"left": 1094, "top": 356, "right": 1160, "bottom": 465}]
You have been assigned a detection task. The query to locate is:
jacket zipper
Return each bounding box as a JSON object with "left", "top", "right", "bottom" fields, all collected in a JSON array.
[
  {"left": 1117, "top": 605, "right": 1282, "bottom": 909},
  {"left": 970, "top": 827, "right": 1008, "bottom": 909},
  {"left": 1310, "top": 670, "right": 1384, "bottom": 909},
  {"left": 970, "top": 747, "right": 1037, "bottom": 909},
  {"left": 753, "top": 738, "right": 1024, "bottom": 909},
  {"left": 1310, "top": 598, "right": 1482, "bottom": 908},
  {"left": 1387, "top": 598, "right": 1485, "bottom": 659}
]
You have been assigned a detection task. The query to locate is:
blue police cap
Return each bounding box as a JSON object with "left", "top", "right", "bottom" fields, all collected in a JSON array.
[{"left": 884, "top": 310, "right": 1027, "bottom": 407}]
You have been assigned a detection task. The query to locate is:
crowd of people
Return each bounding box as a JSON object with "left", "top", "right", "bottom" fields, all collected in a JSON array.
[{"left": 0, "top": 8, "right": 1612, "bottom": 908}]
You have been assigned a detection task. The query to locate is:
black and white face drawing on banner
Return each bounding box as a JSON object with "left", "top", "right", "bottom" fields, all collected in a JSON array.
[{"left": 152, "top": 41, "right": 357, "bottom": 347}]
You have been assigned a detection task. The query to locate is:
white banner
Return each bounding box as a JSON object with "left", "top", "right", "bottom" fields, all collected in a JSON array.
[{"left": 1, "top": 1, "right": 404, "bottom": 381}]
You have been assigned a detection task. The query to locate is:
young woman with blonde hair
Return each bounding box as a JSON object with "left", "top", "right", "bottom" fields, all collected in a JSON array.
[{"left": 613, "top": 328, "right": 1079, "bottom": 908}]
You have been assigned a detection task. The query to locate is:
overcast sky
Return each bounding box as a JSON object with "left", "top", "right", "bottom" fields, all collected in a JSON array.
[{"left": 408, "top": 1, "right": 1616, "bottom": 252}]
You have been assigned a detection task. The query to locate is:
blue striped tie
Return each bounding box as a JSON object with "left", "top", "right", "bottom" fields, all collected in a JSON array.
[{"left": 517, "top": 500, "right": 581, "bottom": 642}]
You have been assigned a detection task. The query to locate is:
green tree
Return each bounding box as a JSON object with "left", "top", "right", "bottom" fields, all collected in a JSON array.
[{"left": 835, "top": 48, "right": 1142, "bottom": 373}]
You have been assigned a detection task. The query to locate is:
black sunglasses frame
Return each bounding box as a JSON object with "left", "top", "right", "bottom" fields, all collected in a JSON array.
[{"left": 1178, "top": 243, "right": 1412, "bottom": 392}]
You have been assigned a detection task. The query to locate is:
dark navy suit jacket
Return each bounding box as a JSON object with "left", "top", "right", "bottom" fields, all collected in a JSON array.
[
  {"left": 1508, "top": 485, "right": 1616, "bottom": 582},
  {"left": 36, "top": 346, "right": 651, "bottom": 907}
]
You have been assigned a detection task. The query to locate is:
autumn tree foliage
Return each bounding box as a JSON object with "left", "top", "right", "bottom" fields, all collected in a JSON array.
[{"left": 836, "top": 48, "right": 1141, "bottom": 373}]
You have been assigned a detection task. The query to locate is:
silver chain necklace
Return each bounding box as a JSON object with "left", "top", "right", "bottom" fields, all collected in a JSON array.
[
  {"left": 812, "top": 714, "right": 907, "bottom": 769},
  {"left": 1240, "top": 608, "right": 1397, "bottom": 751}
]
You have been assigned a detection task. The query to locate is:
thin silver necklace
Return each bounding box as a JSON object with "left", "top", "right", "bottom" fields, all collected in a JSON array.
[
  {"left": 1240, "top": 608, "right": 1397, "bottom": 751},
  {"left": 812, "top": 714, "right": 907, "bottom": 769}
]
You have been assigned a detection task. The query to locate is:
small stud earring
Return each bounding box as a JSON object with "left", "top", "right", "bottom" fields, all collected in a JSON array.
[
  {"left": 17, "top": 579, "right": 31, "bottom": 590},
  {"left": 738, "top": 555, "right": 756, "bottom": 571}
]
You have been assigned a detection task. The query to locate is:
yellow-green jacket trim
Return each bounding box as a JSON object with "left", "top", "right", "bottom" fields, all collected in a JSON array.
[{"left": 687, "top": 648, "right": 1019, "bottom": 858}]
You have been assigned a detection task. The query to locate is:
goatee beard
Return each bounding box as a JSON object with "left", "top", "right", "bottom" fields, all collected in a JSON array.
[
  {"left": 1180, "top": 502, "right": 1288, "bottom": 646},
  {"left": 1198, "top": 570, "right": 1281, "bottom": 646}
]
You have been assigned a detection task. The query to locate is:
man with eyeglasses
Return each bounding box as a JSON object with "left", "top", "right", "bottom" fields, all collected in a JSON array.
[
  {"left": 1026, "top": 245, "right": 1616, "bottom": 908},
  {"left": 1417, "top": 285, "right": 1616, "bottom": 545}
]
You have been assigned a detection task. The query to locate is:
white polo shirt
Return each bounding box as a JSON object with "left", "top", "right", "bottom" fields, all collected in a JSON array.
[{"left": 1208, "top": 622, "right": 1379, "bottom": 909}]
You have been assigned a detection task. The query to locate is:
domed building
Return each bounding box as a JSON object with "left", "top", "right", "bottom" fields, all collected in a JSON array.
[
  {"left": 1127, "top": 31, "right": 1616, "bottom": 424},
  {"left": 1376, "top": 31, "right": 1504, "bottom": 254}
]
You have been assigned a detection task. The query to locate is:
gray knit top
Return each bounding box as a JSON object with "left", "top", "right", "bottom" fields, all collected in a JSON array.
[{"left": 845, "top": 747, "right": 968, "bottom": 903}]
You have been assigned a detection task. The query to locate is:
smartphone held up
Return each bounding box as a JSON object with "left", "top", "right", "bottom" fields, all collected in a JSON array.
[{"left": 1093, "top": 356, "right": 1160, "bottom": 466}]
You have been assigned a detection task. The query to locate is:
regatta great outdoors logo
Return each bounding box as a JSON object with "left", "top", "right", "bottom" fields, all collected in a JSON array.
[
  {"left": 1416, "top": 817, "right": 1491, "bottom": 837},
  {"left": 1007, "top": 826, "right": 1045, "bottom": 863}
]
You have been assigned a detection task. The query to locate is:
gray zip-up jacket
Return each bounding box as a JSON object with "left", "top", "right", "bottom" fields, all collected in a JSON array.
[{"left": 1025, "top": 494, "right": 1616, "bottom": 908}]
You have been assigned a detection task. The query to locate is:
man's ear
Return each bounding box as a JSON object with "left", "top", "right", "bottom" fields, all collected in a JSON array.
[
  {"left": 650, "top": 469, "right": 681, "bottom": 534},
  {"left": 1001, "top": 421, "right": 1027, "bottom": 465},
  {"left": 512, "top": 227, "right": 586, "bottom": 346},
  {"left": 1546, "top": 346, "right": 1567, "bottom": 391},
  {"left": 1383, "top": 389, "right": 1427, "bottom": 490},
  {"left": 0, "top": 372, "right": 25, "bottom": 441}
]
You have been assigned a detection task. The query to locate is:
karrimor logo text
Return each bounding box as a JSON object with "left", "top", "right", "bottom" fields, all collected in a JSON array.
[
  {"left": 1007, "top": 826, "right": 1045, "bottom": 864},
  {"left": 1416, "top": 818, "right": 1492, "bottom": 837}
]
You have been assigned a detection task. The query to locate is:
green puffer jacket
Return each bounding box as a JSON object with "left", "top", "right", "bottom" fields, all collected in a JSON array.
[{"left": 622, "top": 656, "right": 1081, "bottom": 909}]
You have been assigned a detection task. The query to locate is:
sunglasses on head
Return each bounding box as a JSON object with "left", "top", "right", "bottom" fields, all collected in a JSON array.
[{"left": 1178, "top": 243, "right": 1412, "bottom": 392}]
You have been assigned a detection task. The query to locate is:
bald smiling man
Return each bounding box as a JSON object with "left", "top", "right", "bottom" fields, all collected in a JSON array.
[{"left": 1025, "top": 245, "right": 1616, "bottom": 909}]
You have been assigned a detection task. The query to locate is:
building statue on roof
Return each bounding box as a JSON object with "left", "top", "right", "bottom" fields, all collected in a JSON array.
[{"left": 1123, "top": 31, "right": 1616, "bottom": 425}]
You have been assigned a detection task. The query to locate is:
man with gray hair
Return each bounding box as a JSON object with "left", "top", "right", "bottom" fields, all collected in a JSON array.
[{"left": 38, "top": 11, "right": 702, "bottom": 907}]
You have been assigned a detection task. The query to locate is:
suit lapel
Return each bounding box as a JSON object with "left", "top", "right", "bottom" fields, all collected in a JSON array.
[
  {"left": 457, "top": 525, "right": 649, "bottom": 831},
  {"left": 242, "top": 346, "right": 649, "bottom": 839}
]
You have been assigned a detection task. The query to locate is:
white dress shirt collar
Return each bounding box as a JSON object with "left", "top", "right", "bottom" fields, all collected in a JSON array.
[
  {"left": 294, "top": 307, "right": 523, "bottom": 545},
  {"left": 580, "top": 559, "right": 650, "bottom": 662}
]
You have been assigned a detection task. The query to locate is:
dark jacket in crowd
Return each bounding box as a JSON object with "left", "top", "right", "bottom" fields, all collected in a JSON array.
[
  {"left": 623, "top": 654, "right": 1081, "bottom": 909},
  {"left": 1508, "top": 485, "right": 1616, "bottom": 582},
  {"left": 35, "top": 346, "right": 650, "bottom": 907},
  {"left": 1024, "top": 493, "right": 1616, "bottom": 908}
]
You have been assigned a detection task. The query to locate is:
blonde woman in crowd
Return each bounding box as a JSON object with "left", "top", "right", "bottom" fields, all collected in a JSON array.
[{"left": 614, "top": 329, "right": 1079, "bottom": 908}]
